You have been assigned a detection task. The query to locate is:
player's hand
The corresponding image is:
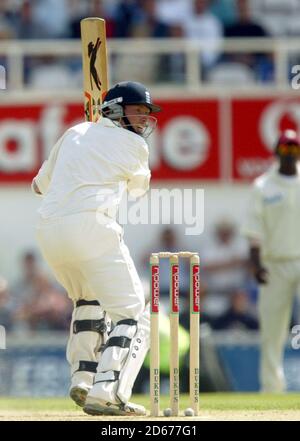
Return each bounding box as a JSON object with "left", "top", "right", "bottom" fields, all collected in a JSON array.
[{"left": 254, "top": 266, "right": 269, "bottom": 284}]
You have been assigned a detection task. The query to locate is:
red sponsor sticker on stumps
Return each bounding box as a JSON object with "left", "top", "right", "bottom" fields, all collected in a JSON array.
[
  {"left": 192, "top": 265, "right": 200, "bottom": 313},
  {"left": 171, "top": 264, "right": 179, "bottom": 313},
  {"left": 151, "top": 265, "right": 159, "bottom": 313}
]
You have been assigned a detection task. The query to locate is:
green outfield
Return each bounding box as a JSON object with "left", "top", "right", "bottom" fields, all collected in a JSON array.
[{"left": 0, "top": 393, "right": 300, "bottom": 420}]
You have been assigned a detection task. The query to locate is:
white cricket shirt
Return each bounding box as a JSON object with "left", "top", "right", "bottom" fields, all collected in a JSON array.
[
  {"left": 242, "top": 162, "right": 300, "bottom": 260},
  {"left": 33, "top": 118, "right": 151, "bottom": 219}
]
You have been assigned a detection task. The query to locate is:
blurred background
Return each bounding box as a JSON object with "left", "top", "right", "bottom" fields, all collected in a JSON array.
[{"left": 0, "top": 0, "right": 300, "bottom": 397}]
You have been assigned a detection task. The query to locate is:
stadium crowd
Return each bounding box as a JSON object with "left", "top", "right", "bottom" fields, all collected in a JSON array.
[
  {"left": 1, "top": 0, "right": 300, "bottom": 40},
  {"left": 0, "top": 0, "right": 300, "bottom": 86},
  {"left": 0, "top": 252, "right": 72, "bottom": 333}
]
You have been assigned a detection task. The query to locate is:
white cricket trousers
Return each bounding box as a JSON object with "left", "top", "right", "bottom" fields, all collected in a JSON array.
[
  {"left": 259, "top": 259, "right": 300, "bottom": 392},
  {"left": 36, "top": 212, "right": 145, "bottom": 321}
]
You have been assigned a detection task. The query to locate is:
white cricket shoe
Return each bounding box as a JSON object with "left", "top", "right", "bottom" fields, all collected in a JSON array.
[
  {"left": 83, "top": 397, "right": 146, "bottom": 416},
  {"left": 70, "top": 385, "right": 90, "bottom": 407}
]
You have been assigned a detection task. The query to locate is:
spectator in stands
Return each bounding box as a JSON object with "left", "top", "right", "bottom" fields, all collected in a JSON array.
[
  {"left": 202, "top": 219, "right": 250, "bottom": 294},
  {"left": 225, "top": 0, "right": 267, "bottom": 38},
  {"left": 14, "top": 0, "right": 47, "bottom": 39},
  {"left": 31, "top": 0, "right": 70, "bottom": 39},
  {"left": 0, "top": 276, "right": 13, "bottom": 332},
  {"left": 157, "top": 22, "right": 186, "bottom": 83},
  {"left": 112, "top": 0, "right": 170, "bottom": 83},
  {"left": 114, "top": 0, "right": 138, "bottom": 38},
  {"left": 224, "top": 0, "right": 273, "bottom": 82},
  {"left": 0, "top": 11, "right": 15, "bottom": 39},
  {"left": 15, "top": 273, "right": 72, "bottom": 331},
  {"left": 184, "top": 0, "right": 223, "bottom": 75},
  {"left": 0, "top": 2, "right": 13, "bottom": 79},
  {"left": 212, "top": 289, "right": 259, "bottom": 330},
  {"left": 201, "top": 219, "right": 250, "bottom": 317},
  {"left": 6, "top": 0, "right": 70, "bottom": 39},
  {"left": 12, "top": 250, "right": 72, "bottom": 331},
  {"left": 69, "top": 0, "right": 116, "bottom": 39},
  {"left": 156, "top": 0, "right": 191, "bottom": 26},
  {"left": 129, "top": 0, "right": 170, "bottom": 38},
  {"left": 160, "top": 22, "right": 186, "bottom": 83},
  {"left": 210, "top": 0, "right": 237, "bottom": 26},
  {"left": 12, "top": 251, "right": 44, "bottom": 310}
]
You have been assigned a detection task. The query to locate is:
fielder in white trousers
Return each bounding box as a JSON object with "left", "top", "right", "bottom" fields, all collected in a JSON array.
[{"left": 258, "top": 260, "right": 300, "bottom": 392}]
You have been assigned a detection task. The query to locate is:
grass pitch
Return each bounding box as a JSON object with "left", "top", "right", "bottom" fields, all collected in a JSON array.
[{"left": 0, "top": 393, "right": 300, "bottom": 421}]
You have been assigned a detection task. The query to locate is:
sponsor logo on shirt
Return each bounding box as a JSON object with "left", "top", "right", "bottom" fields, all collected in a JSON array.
[{"left": 263, "top": 194, "right": 284, "bottom": 205}]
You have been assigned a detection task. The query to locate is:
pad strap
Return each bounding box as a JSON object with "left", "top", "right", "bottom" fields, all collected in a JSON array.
[
  {"left": 106, "top": 336, "right": 131, "bottom": 349},
  {"left": 76, "top": 300, "right": 100, "bottom": 307},
  {"left": 94, "top": 370, "right": 120, "bottom": 384},
  {"left": 74, "top": 360, "right": 98, "bottom": 373},
  {"left": 73, "top": 319, "right": 106, "bottom": 334},
  {"left": 117, "top": 319, "right": 137, "bottom": 326}
]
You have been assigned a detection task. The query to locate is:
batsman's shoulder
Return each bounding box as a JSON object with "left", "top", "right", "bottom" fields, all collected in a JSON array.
[
  {"left": 253, "top": 174, "right": 266, "bottom": 189},
  {"left": 252, "top": 177, "right": 268, "bottom": 199},
  {"left": 68, "top": 121, "right": 94, "bottom": 135},
  {"left": 125, "top": 131, "right": 149, "bottom": 155},
  {"left": 253, "top": 163, "right": 277, "bottom": 190}
]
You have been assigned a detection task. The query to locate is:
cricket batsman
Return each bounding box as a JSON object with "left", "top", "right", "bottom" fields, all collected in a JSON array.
[
  {"left": 242, "top": 129, "right": 300, "bottom": 392},
  {"left": 32, "top": 81, "right": 161, "bottom": 416}
]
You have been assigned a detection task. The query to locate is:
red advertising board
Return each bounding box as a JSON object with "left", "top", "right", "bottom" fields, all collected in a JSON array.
[
  {"left": 0, "top": 103, "right": 83, "bottom": 183},
  {"left": 0, "top": 99, "right": 220, "bottom": 183},
  {"left": 0, "top": 96, "right": 299, "bottom": 183},
  {"left": 150, "top": 99, "right": 220, "bottom": 180},
  {"left": 232, "top": 97, "right": 300, "bottom": 180}
]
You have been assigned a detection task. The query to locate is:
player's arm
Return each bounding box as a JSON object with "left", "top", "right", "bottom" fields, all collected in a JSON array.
[
  {"left": 31, "top": 134, "right": 65, "bottom": 196},
  {"left": 127, "top": 166, "right": 151, "bottom": 198},
  {"left": 241, "top": 185, "right": 268, "bottom": 284},
  {"left": 249, "top": 242, "right": 268, "bottom": 284}
]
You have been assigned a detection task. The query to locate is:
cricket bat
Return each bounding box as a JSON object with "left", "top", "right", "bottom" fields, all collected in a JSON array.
[{"left": 80, "top": 17, "right": 109, "bottom": 122}]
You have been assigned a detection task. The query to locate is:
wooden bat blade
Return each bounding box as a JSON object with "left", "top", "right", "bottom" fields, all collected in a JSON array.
[{"left": 80, "top": 17, "right": 108, "bottom": 122}]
